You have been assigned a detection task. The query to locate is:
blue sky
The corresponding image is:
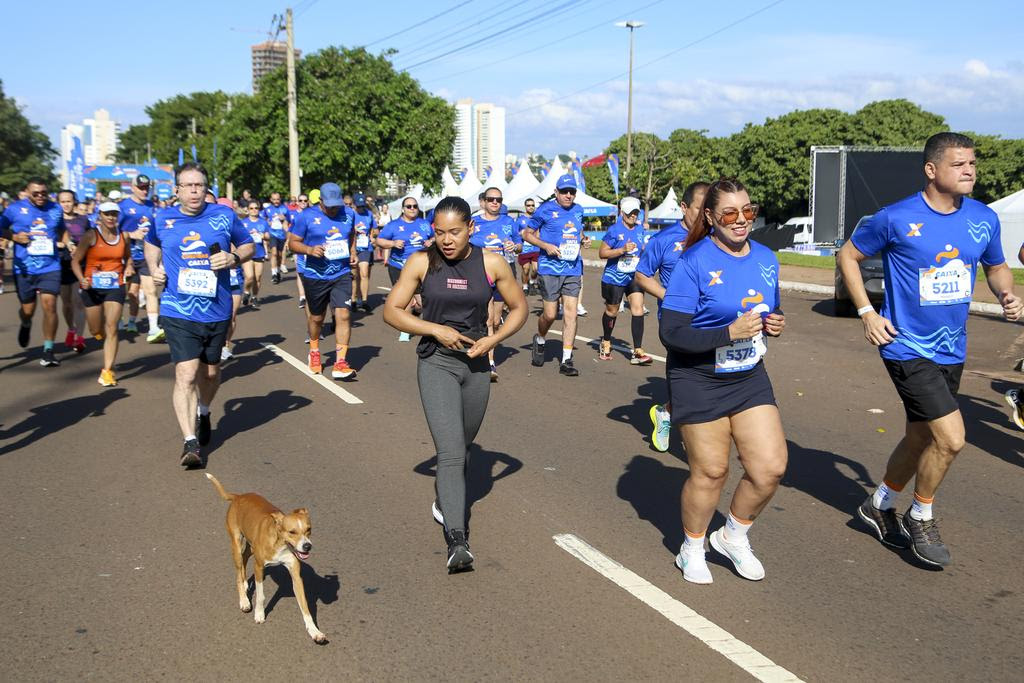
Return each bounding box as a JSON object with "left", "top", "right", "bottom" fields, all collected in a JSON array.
[{"left": 4, "top": 0, "right": 1023, "bottom": 161}]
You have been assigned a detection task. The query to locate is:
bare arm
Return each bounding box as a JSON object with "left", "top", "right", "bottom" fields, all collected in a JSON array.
[
  {"left": 634, "top": 271, "right": 665, "bottom": 301},
  {"left": 70, "top": 230, "right": 94, "bottom": 285},
  {"left": 837, "top": 240, "right": 898, "bottom": 345},
  {"left": 144, "top": 240, "right": 165, "bottom": 285},
  {"left": 983, "top": 261, "right": 1022, "bottom": 321}
]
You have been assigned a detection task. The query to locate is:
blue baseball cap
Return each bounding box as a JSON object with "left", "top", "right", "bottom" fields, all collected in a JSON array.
[
  {"left": 319, "top": 182, "right": 344, "bottom": 208},
  {"left": 555, "top": 174, "right": 577, "bottom": 190},
  {"left": 352, "top": 192, "right": 367, "bottom": 207}
]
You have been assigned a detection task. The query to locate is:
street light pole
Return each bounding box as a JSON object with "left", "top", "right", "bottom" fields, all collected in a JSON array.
[
  {"left": 285, "top": 8, "right": 300, "bottom": 199},
  {"left": 615, "top": 20, "right": 644, "bottom": 177}
]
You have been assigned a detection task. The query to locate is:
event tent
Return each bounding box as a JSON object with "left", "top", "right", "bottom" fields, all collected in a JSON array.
[
  {"left": 504, "top": 159, "right": 540, "bottom": 203},
  {"left": 387, "top": 183, "right": 423, "bottom": 216},
  {"left": 420, "top": 167, "right": 461, "bottom": 211},
  {"left": 648, "top": 187, "right": 684, "bottom": 224},
  {"left": 991, "top": 188, "right": 1024, "bottom": 266},
  {"left": 457, "top": 165, "right": 483, "bottom": 201},
  {"left": 506, "top": 157, "right": 567, "bottom": 211}
]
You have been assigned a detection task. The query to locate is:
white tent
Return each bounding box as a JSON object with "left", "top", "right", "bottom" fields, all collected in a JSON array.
[
  {"left": 467, "top": 167, "right": 511, "bottom": 213},
  {"left": 649, "top": 187, "right": 684, "bottom": 224},
  {"left": 420, "top": 167, "right": 461, "bottom": 211},
  {"left": 387, "top": 184, "right": 422, "bottom": 216},
  {"left": 991, "top": 188, "right": 1024, "bottom": 266},
  {"left": 504, "top": 159, "right": 540, "bottom": 206},
  {"left": 506, "top": 157, "right": 567, "bottom": 211},
  {"left": 457, "top": 165, "right": 482, "bottom": 201}
]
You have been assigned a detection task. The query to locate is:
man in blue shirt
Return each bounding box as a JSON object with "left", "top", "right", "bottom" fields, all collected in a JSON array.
[
  {"left": 262, "top": 191, "right": 290, "bottom": 283},
  {"left": 145, "top": 162, "right": 254, "bottom": 467},
  {"left": 350, "top": 192, "right": 379, "bottom": 313},
  {"left": 516, "top": 198, "right": 539, "bottom": 294},
  {"left": 523, "top": 174, "right": 588, "bottom": 376},
  {"left": 636, "top": 180, "right": 708, "bottom": 452},
  {"left": 838, "top": 132, "right": 1022, "bottom": 567},
  {"left": 119, "top": 175, "right": 162, "bottom": 341},
  {"left": 289, "top": 183, "right": 358, "bottom": 380},
  {"left": 598, "top": 196, "right": 651, "bottom": 366},
  {"left": 0, "top": 177, "right": 69, "bottom": 366}
]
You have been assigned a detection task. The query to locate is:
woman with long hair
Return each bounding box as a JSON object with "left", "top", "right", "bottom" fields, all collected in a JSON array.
[
  {"left": 383, "top": 196, "right": 527, "bottom": 572},
  {"left": 659, "top": 178, "right": 787, "bottom": 584}
]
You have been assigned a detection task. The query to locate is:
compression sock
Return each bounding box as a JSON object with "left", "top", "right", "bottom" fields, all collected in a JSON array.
[
  {"left": 909, "top": 492, "right": 934, "bottom": 521},
  {"left": 723, "top": 511, "right": 753, "bottom": 543},
  {"left": 872, "top": 479, "right": 903, "bottom": 511},
  {"left": 601, "top": 313, "right": 615, "bottom": 341},
  {"left": 631, "top": 314, "right": 644, "bottom": 348}
]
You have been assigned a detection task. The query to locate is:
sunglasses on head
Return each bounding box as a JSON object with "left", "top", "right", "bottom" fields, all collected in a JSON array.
[
  {"left": 483, "top": 196, "right": 502, "bottom": 203},
  {"left": 714, "top": 204, "right": 759, "bottom": 226},
  {"left": 557, "top": 187, "right": 576, "bottom": 195},
  {"left": 404, "top": 203, "right": 418, "bottom": 209}
]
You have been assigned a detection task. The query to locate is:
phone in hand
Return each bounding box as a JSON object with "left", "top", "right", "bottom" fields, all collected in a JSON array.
[{"left": 209, "top": 243, "right": 221, "bottom": 255}]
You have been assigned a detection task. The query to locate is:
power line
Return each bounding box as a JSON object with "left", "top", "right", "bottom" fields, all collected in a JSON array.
[
  {"left": 425, "top": 0, "right": 665, "bottom": 84},
  {"left": 361, "top": 0, "right": 479, "bottom": 49},
  {"left": 509, "top": 0, "right": 786, "bottom": 116},
  {"left": 400, "top": 0, "right": 582, "bottom": 72},
  {"left": 294, "top": 0, "right": 322, "bottom": 18},
  {"left": 392, "top": 0, "right": 540, "bottom": 65}
]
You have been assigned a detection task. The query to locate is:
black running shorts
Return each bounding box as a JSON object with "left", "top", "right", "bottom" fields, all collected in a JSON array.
[
  {"left": 882, "top": 357, "right": 963, "bottom": 422},
  {"left": 160, "top": 315, "right": 230, "bottom": 365},
  {"left": 301, "top": 273, "right": 352, "bottom": 316}
]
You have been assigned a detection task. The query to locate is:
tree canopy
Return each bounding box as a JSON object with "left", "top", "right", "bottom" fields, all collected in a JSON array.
[{"left": 0, "top": 80, "right": 57, "bottom": 195}]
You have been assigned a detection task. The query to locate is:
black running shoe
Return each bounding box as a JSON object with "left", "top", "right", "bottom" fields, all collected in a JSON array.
[
  {"left": 446, "top": 529, "right": 474, "bottom": 572},
  {"left": 242, "top": 292, "right": 251, "bottom": 306},
  {"left": 272, "top": 273, "right": 281, "bottom": 284},
  {"left": 196, "top": 413, "right": 212, "bottom": 446},
  {"left": 531, "top": 337, "right": 545, "bottom": 367},
  {"left": 40, "top": 348, "right": 60, "bottom": 367},
  {"left": 250, "top": 297, "right": 259, "bottom": 309},
  {"left": 559, "top": 359, "right": 579, "bottom": 377},
  {"left": 360, "top": 302, "right": 372, "bottom": 314},
  {"left": 18, "top": 324, "right": 31, "bottom": 349},
  {"left": 857, "top": 497, "right": 910, "bottom": 548},
  {"left": 900, "top": 510, "right": 951, "bottom": 566},
  {"left": 180, "top": 438, "right": 202, "bottom": 468}
]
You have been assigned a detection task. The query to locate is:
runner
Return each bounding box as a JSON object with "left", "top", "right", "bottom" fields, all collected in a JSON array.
[
  {"left": 145, "top": 162, "right": 254, "bottom": 467},
  {"left": 598, "top": 196, "right": 652, "bottom": 365},
  {"left": 350, "top": 192, "right": 379, "bottom": 313},
  {"left": 516, "top": 197, "right": 540, "bottom": 294},
  {"left": 636, "top": 181, "right": 709, "bottom": 451},
  {"left": 57, "top": 189, "right": 89, "bottom": 353},
  {"left": 294, "top": 190, "right": 315, "bottom": 309},
  {"left": 69, "top": 201, "right": 132, "bottom": 386},
  {"left": 0, "top": 177, "right": 69, "bottom": 366},
  {"left": 382, "top": 196, "right": 527, "bottom": 571},
  {"left": 263, "top": 192, "right": 290, "bottom": 283},
  {"left": 837, "top": 132, "right": 1022, "bottom": 567},
  {"left": 241, "top": 200, "right": 270, "bottom": 308},
  {"left": 659, "top": 177, "right": 786, "bottom": 584},
  {"left": 470, "top": 187, "right": 522, "bottom": 380},
  {"left": 119, "top": 176, "right": 161, "bottom": 340},
  {"left": 223, "top": 258, "right": 246, "bottom": 362},
  {"left": 375, "top": 195, "right": 435, "bottom": 342},
  {"left": 523, "top": 174, "right": 587, "bottom": 376},
  {"left": 289, "top": 182, "right": 358, "bottom": 379}
]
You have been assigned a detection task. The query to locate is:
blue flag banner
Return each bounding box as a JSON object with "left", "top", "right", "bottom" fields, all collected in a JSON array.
[
  {"left": 459, "top": 168, "right": 468, "bottom": 181},
  {"left": 571, "top": 160, "right": 586, "bottom": 194},
  {"left": 67, "top": 135, "right": 85, "bottom": 197},
  {"left": 607, "top": 154, "right": 620, "bottom": 197},
  {"left": 178, "top": 148, "right": 184, "bottom": 166},
  {"left": 156, "top": 183, "right": 173, "bottom": 200},
  {"left": 190, "top": 144, "right": 197, "bottom": 161},
  {"left": 484, "top": 165, "right": 492, "bottom": 179}
]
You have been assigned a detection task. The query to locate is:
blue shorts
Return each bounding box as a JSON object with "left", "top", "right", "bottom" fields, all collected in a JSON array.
[
  {"left": 356, "top": 250, "right": 374, "bottom": 264},
  {"left": 269, "top": 236, "right": 286, "bottom": 251},
  {"left": 14, "top": 271, "right": 61, "bottom": 303}
]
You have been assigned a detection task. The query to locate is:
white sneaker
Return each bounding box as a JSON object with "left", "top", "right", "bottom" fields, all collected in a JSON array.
[
  {"left": 221, "top": 345, "right": 233, "bottom": 361},
  {"left": 709, "top": 527, "right": 765, "bottom": 581},
  {"left": 398, "top": 332, "right": 411, "bottom": 342},
  {"left": 280, "top": 264, "right": 289, "bottom": 274},
  {"left": 577, "top": 303, "right": 588, "bottom": 316},
  {"left": 649, "top": 404, "right": 671, "bottom": 452},
  {"left": 675, "top": 546, "right": 713, "bottom": 584}
]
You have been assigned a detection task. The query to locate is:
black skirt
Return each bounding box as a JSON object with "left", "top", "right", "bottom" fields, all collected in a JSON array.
[{"left": 667, "top": 360, "right": 776, "bottom": 425}]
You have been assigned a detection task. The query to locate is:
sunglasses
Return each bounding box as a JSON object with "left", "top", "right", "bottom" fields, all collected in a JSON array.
[
  {"left": 483, "top": 196, "right": 502, "bottom": 203},
  {"left": 714, "top": 204, "right": 759, "bottom": 226},
  {"left": 28, "top": 190, "right": 48, "bottom": 197},
  {"left": 557, "top": 188, "right": 576, "bottom": 195},
  {"left": 403, "top": 203, "right": 418, "bottom": 209},
  {"left": 100, "top": 210, "right": 120, "bottom": 216}
]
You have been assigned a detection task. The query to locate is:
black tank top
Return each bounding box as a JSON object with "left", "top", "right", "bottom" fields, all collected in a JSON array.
[{"left": 416, "top": 246, "right": 492, "bottom": 358}]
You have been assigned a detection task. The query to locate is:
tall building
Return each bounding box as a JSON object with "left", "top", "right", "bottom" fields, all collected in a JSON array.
[
  {"left": 251, "top": 41, "right": 302, "bottom": 93},
  {"left": 59, "top": 108, "right": 120, "bottom": 187},
  {"left": 450, "top": 98, "right": 506, "bottom": 182}
]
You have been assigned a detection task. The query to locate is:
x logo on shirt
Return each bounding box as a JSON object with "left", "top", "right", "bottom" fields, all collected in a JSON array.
[
  {"left": 708, "top": 270, "right": 724, "bottom": 286},
  {"left": 907, "top": 223, "right": 923, "bottom": 237}
]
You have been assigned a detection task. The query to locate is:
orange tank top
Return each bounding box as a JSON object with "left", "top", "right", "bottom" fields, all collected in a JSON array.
[{"left": 84, "top": 228, "right": 126, "bottom": 285}]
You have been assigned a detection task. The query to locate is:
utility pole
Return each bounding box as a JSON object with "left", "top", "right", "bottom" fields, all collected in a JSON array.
[
  {"left": 615, "top": 20, "right": 644, "bottom": 177},
  {"left": 285, "top": 8, "right": 300, "bottom": 198}
]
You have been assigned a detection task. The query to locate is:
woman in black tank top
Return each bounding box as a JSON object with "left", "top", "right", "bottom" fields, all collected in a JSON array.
[{"left": 384, "top": 196, "right": 527, "bottom": 573}]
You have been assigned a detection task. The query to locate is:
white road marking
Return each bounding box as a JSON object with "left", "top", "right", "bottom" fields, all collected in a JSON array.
[
  {"left": 378, "top": 286, "right": 392, "bottom": 291},
  {"left": 553, "top": 534, "right": 803, "bottom": 683},
  {"left": 549, "top": 329, "right": 666, "bottom": 363},
  {"left": 261, "top": 343, "right": 363, "bottom": 404}
]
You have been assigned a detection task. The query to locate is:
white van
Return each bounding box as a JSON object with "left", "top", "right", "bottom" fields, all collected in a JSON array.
[{"left": 782, "top": 216, "right": 814, "bottom": 245}]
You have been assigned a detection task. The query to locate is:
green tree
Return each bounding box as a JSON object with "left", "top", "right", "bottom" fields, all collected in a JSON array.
[
  {"left": 850, "top": 99, "right": 947, "bottom": 146},
  {"left": 220, "top": 47, "right": 455, "bottom": 196},
  {"left": 971, "top": 134, "right": 1024, "bottom": 204},
  {"left": 115, "top": 91, "right": 234, "bottom": 171},
  {"left": 115, "top": 123, "right": 153, "bottom": 163},
  {"left": 0, "top": 80, "right": 57, "bottom": 194}
]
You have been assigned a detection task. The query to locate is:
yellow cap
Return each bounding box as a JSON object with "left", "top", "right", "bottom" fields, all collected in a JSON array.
[{"left": 308, "top": 189, "right": 321, "bottom": 204}]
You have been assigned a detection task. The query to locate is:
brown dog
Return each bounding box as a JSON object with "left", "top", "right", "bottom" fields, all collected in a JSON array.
[{"left": 206, "top": 474, "right": 326, "bottom": 643}]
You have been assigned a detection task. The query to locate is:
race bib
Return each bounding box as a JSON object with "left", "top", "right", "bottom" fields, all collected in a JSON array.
[
  {"left": 356, "top": 234, "right": 370, "bottom": 249},
  {"left": 324, "top": 239, "right": 350, "bottom": 260},
  {"left": 715, "top": 334, "right": 766, "bottom": 373},
  {"left": 28, "top": 236, "right": 54, "bottom": 256},
  {"left": 617, "top": 254, "right": 639, "bottom": 273},
  {"left": 229, "top": 268, "right": 242, "bottom": 287},
  {"left": 919, "top": 265, "right": 971, "bottom": 306},
  {"left": 559, "top": 240, "right": 580, "bottom": 261},
  {"left": 271, "top": 216, "right": 283, "bottom": 230},
  {"left": 91, "top": 271, "right": 119, "bottom": 289},
  {"left": 250, "top": 229, "right": 263, "bottom": 242},
  {"left": 178, "top": 268, "right": 217, "bottom": 297}
]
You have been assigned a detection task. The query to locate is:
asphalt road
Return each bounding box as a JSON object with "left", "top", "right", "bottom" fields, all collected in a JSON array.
[{"left": 1, "top": 263, "right": 1022, "bottom": 681}]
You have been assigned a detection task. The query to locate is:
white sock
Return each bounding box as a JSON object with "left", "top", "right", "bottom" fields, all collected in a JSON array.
[
  {"left": 272, "top": 268, "right": 279, "bottom": 275},
  {"left": 909, "top": 493, "right": 933, "bottom": 521},
  {"left": 148, "top": 313, "right": 160, "bottom": 331},
  {"left": 561, "top": 347, "right": 572, "bottom": 362},
  {"left": 198, "top": 403, "right": 211, "bottom": 416},
  {"left": 723, "top": 512, "right": 752, "bottom": 543},
  {"left": 535, "top": 335, "right": 545, "bottom": 345},
  {"left": 682, "top": 533, "right": 704, "bottom": 552},
  {"left": 184, "top": 433, "right": 197, "bottom": 442},
  {"left": 872, "top": 481, "right": 900, "bottom": 511}
]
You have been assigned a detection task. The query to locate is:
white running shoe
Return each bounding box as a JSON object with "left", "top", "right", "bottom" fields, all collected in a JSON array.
[
  {"left": 577, "top": 303, "right": 588, "bottom": 316},
  {"left": 675, "top": 546, "right": 713, "bottom": 584},
  {"left": 280, "top": 264, "right": 289, "bottom": 274},
  {"left": 398, "top": 332, "right": 411, "bottom": 342},
  {"left": 221, "top": 345, "right": 233, "bottom": 361},
  {"left": 432, "top": 500, "right": 444, "bottom": 525},
  {"left": 709, "top": 527, "right": 765, "bottom": 581},
  {"left": 649, "top": 404, "right": 671, "bottom": 452}
]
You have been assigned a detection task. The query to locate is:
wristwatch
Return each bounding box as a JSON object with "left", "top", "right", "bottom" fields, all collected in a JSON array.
[{"left": 231, "top": 252, "right": 241, "bottom": 266}]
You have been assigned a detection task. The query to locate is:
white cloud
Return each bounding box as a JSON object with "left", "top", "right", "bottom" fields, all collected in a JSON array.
[{"left": 964, "top": 59, "right": 991, "bottom": 78}]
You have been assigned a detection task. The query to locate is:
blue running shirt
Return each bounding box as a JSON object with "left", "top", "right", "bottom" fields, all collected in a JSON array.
[
  {"left": 351, "top": 209, "right": 377, "bottom": 254},
  {"left": 470, "top": 215, "right": 522, "bottom": 264},
  {"left": 663, "top": 237, "right": 780, "bottom": 373},
  {"left": 600, "top": 220, "right": 646, "bottom": 286},
  {"left": 851, "top": 193, "right": 1003, "bottom": 364},
  {"left": 290, "top": 205, "right": 355, "bottom": 280},
  {"left": 378, "top": 217, "right": 433, "bottom": 269},
  {"left": 527, "top": 199, "right": 585, "bottom": 276},
  {"left": 517, "top": 214, "right": 539, "bottom": 255},
  {"left": 118, "top": 198, "right": 155, "bottom": 262},
  {"left": 637, "top": 221, "right": 688, "bottom": 289},
  {"left": 262, "top": 204, "right": 289, "bottom": 240},
  {"left": 146, "top": 203, "right": 253, "bottom": 323},
  {"left": 242, "top": 217, "right": 270, "bottom": 260},
  {"left": 0, "top": 199, "right": 65, "bottom": 275}
]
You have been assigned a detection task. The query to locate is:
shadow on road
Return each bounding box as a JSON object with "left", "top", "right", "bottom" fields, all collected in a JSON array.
[
  {"left": 413, "top": 445, "right": 523, "bottom": 526},
  {"left": 0, "top": 388, "right": 129, "bottom": 456},
  {"left": 221, "top": 345, "right": 284, "bottom": 382},
  {"left": 202, "top": 390, "right": 312, "bottom": 465},
  {"left": 261, "top": 563, "right": 341, "bottom": 623},
  {"left": 348, "top": 345, "right": 382, "bottom": 372},
  {"left": 116, "top": 350, "right": 171, "bottom": 381},
  {"left": 781, "top": 439, "right": 875, "bottom": 515},
  {"left": 0, "top": 349, "right": 40, "bottom": 373},
  {"left": 957, "top": 381, "right": 1024, "bottom": 468},
  {"left": 811, "top": 298, "right": 846, "bottom": 318},
  {"left": 606, "top": 375, "right": 667, "bottom": 442}
]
